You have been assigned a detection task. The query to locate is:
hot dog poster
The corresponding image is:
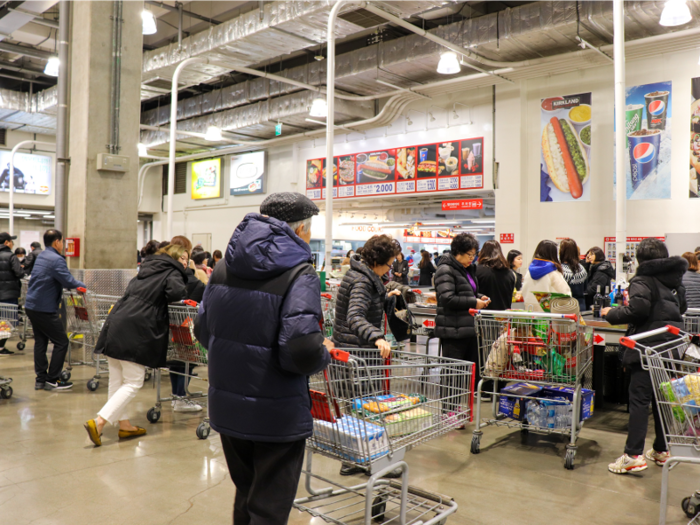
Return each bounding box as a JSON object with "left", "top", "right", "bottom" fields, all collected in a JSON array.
[
  {"left": 305, "top": 137, "right": 484, "bottom": 200},
  {"left": 690, "top": 77, "right": 700, "bottom": 198},
  {"left": 540, "top": 93, "right": 591, "bottom": 202},
  {"left": 614, "top": 81, "right": 672, "bottom": 200}
]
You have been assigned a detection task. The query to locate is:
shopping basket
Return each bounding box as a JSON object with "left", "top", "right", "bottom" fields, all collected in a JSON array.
[
  {"left": 469, "top": 309, "right": 594, "bottom": 469},
  {"left": 620, "top": 326, "right": 700, "bottom": 525},
  {"left": 0, "top": 301, "right": 19, "bottom": 399},
  {"left": 293, "top": 347, "right": 473, "bottom": 524}
]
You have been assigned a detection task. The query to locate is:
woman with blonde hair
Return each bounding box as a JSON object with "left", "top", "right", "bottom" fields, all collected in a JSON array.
[{"left": 84, "top": 244, "right": 189, "bottom": 446}]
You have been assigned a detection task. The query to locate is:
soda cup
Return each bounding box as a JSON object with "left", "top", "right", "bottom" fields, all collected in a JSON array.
[
  {"left": 624, "top": 104, "right": 643, "bottom": 148},
  {"left": 627, "top": 129, "right": 661, "bottom": 189},
  {"left": 644, "top": 91, "right": 669, "bottom": 131}
]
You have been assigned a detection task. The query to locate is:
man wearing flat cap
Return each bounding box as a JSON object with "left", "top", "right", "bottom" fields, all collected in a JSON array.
[{"left": 195, "top": 192, "right": 331, "bottom": 525}]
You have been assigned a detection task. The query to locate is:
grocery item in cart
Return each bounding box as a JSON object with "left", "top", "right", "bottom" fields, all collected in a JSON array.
[
  {"left": 0, "top": 320, "right": 12, "bottom": 338},
  {"left": 354, "top": 394, "right": 422, "bottom": 414},
  {"left": 542, "top": 385, "right": 595, "bottom": 421},
  {"left": 313, "top": 415, "right": 390, "bottom": 463},
  {"left": 498, "top": 382, "right": 543, "bottom": 421},
  {"left": 382, "top": 407, "right": 432, "bottom": 437},
  {"left": 659, "top": 373, "right": 700, "bottom": 423}
]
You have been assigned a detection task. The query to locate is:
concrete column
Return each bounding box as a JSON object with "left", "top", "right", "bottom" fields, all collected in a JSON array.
[{"left": 67, "top": 1, "right": 142, "bottom": 269}]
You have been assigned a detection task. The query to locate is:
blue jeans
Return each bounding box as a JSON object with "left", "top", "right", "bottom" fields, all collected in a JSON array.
[{"left": 169, "top": 362, "right": 195, "bottom": 397}]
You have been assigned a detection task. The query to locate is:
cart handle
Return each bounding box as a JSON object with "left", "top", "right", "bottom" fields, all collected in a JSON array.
[
  {"left": 412, "top": 289, "right": 423, "bottom": 294},
  {"left": 182, "top": 299, "right": 198, "bottom": 307},
  {"left": 329, "top": 349, "right": 349, "bottom": 362},
  {"left": 620, "top": 325, "right": 681, "bottom": 348},
  {"left": 76, "top": 287, "right": 87, "bottom": 294},
  {"left": 685, "top": 308, "right": 700, "bottom": 316},
  {"left": 321, "top": 293, "right": 333, "bottom": 300},
  {"left": 468, "top": 308, "right": 577, "bottom": 321}
]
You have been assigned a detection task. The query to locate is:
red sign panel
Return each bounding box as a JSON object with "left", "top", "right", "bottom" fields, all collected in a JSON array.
[
  {"left": 423, "top": 319, "right": 436, "bottom": 328},
  {"left": 441, "top": 198, "right": 483, "bottom": 211},
  {"left": 65, "top": 238, "right": 80, "bottom": 257},
  {"left": 500, "top": 233, "right": 515, "bottom": 244}
]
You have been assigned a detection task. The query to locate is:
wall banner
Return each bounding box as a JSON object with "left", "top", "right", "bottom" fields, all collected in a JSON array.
[{"left": 690, "top": 78, "right": 700, "bottom": 198}]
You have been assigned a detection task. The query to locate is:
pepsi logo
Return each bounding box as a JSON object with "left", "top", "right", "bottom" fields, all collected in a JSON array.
[
  {"left": 633, "top": 143, "right": 655, "bottom": 164},
  {"left": 648, "top": 100, "right": 665, "bottom": 116}
]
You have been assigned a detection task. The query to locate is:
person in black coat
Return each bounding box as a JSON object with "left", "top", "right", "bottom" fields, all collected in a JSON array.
[
  {"left": 0, "top": 233, "right": 23, "bottom": 355},
  {"left": 584, "top": 246, "right": 615, "bottom": 309},
  {"left": 21, "top": 242, "right": 42, "bottom": 275},
  {"left": 391, "top": 252, "right": 409, "bottom": 285},
  {"left": 435, "top": 234, "right": 490, "bottom": 415},
  {"left": 476, "top": 240, "right": 516, "bottom": 311},
  {"left": 602, "top": 239, "right": 687, "bottom": 474},
  {"left": 418, "top": 251, "right": 436, "bottom": 286},
  {"left": 84, "top": 244, "right": 188, "bottom": 447},
  {"left": 507, "top": 249, "right": 523, "bottom": 292}
]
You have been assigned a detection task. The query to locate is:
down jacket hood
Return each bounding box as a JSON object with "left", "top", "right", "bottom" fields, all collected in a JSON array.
[
  {"left": 529, "top": 259, "right": 557, "bottom": 280},
  {"left": 225, "top": 213, "right": 312, "bottom": 280},
  {"left": 591, "top": 260, "right": 615, "bottom": 280},
  {"left": 635, "top": 256, "right": 688, "bottom": 289},
  {"left": 137, "top": 254, "right": 188, "bottom": 281}
]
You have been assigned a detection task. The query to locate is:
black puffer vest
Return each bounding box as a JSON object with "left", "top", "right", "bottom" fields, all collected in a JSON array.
[{"left": 0, "top": 245, "right": 21, "bottom": 301}]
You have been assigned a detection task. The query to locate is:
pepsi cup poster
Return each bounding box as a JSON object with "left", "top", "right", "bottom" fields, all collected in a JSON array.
[
  {"left": 614, "top": 81, "right": 672, "bottom": 200},
  {"left": 689, "top": 77, "right": 700, "bottom": 198},
  {"left": 540, "top": 93, "right": 592, "bottom": 202}
]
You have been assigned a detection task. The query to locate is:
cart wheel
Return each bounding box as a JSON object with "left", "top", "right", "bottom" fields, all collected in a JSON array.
[
  {"left": 16, "top": 341, "right": 25, "bottom": 351},
  {"left": 565, "top": 448, "right": 576, "bottom": 470},
  {"left": 682, "top": 494, "right": 700, "bottom": 519},
  {"left": 87, "top": 380, "right": 99, "bottom": 392},
  {"left": 196, "top": 423, "right": 210, "bottom": 440},
  {"left": 371, "top": 496, "right": 387, "bottom": 522},
  {"left": 470, "top": 434, "right": 481, "bottom": 454},
  {"left": 144, "top": 370, "right": 152, "bottom": 382},
  {"left": 60, "top": 370, "right": 71, "bottom": 381},
  {"left": 147, "top": 408, "right": 161, "bottom": 423},
  {"left": 0, "top": 386, "right": 12, "bottom": 399}
]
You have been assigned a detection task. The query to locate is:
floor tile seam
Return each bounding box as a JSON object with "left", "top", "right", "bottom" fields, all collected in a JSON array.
[{"left": 165, "top": 474, "right": 229, "bottom": 524}]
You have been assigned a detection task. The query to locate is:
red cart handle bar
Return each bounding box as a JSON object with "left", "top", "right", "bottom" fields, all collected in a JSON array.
[
  {"left": 329, "top": 349, "right": 349, "bottom": 362},
  {"left": 76, "top": 287, "right": 87, "bottom": 294},
  {"left": 468, "top": 308, "right": 577, "bottom": 321},
  {"left": 321, "top": 293, "right": 333, "bottom": 300},
  {"left": 182, "top": 299, "right": 198, "bottom": 307},
  {"left": 620, "top": 325, "right": 681, "bottom": 349}
]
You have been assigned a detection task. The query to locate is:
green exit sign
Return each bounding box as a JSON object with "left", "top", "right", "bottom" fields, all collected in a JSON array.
[{"left": 275, "top": 122, "right": 282, "bottom": 136}]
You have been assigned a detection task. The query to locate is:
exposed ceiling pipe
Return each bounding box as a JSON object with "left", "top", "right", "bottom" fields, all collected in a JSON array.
[
  {"left": 0, "top": 71, "right": 52, "bottom": 84},
  {"left": 0, "top": 59, "right": 52, "bottom": 77},
  {"left": 145, "top": 0, "right": 222, "bottom": 25},
  {"left": 0, "top": 41, "right": 56, "bottom": 60},
  {"left": 7, "top": 7, "right": 59, "bottom": 29},
  {"left": 139, "top": 123, "right": 247, "bottom": 144}
]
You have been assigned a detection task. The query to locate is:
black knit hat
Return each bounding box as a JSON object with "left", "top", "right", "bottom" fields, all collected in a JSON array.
[{"left": 260, "top": 192, "right": 319, "bottom": 223}]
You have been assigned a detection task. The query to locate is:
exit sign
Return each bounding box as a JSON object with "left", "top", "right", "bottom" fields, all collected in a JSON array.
[
  {"left": 500, "top": 233, "right": 514, "bottom": 244},
  {"left": 441, "top": 198, "right": 483, "bottom": 211},
  {"left": 275, "top": 122, "right": 282, "bottom": 136}
]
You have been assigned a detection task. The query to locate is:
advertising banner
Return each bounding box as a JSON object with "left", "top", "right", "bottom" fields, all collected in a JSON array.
[
  {"left": 614, "top": 81, "right": 672, "bottom": 200},
  {"left": 191, "top": 158, "right": 221, "bottom": 200},
  {"left": 0, "top": 151, "right": 52, "bottom": 195},
  {"left": 305, "top": 137, "right": 484, "bottom": 201},
  {"left": 540, "top": 93, "right": 591, "bottom": 202},
  {"left": 230, "top": 151, "right": 266, "bottom": 196},
  {"left": 690, "top": 78, "right": 700, "bottom": 197}
]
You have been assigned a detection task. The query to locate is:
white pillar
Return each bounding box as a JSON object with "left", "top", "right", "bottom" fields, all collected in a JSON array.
[{"left": 614, "top": 0, "right": 627, "bottom": 283}]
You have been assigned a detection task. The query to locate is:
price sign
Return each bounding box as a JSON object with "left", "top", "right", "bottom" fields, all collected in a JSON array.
[
  {"left": 417, "top": 179, "right": 436, "bottom": 192},
  {"left": 500, "top": 233, "right": 515, "bottom": 244},
  {"left": 356, "top": 182, "right": 395, "bottom": 196},
  {"left": 438, "top": 177, "right": 459, "bottom": 191},
  {"left": 396, "top": 180, "right": 415, "bottom": 193}
]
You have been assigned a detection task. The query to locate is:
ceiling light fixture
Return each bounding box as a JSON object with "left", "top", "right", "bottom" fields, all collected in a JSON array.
[
  {"left": 309, "top": 97, "right": 327, "bottom": 118},
  {"left": 659, "top": 0, "right": 692, "bottom": 26},
  {"left": 137, "top": 143, "right": 148, "bottom": 157},
  {"left": 142, "top": 9, "right": 157, "bottom": 35},
  {"left": 44, "top": 57, "right": 59, "bottom": 77},
  {"left": 204, "top": 126, "right": 223, "bottom": 142},
  {"left": 437, "top": 51, "right": 460, "bottom": 75}
]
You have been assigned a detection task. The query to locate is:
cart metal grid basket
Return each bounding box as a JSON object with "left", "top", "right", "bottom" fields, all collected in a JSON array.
[
  {"left": 294, "top": 347, "right": 473, "bottom": 525},
  {"left": 0, "top": 302, "right": 19, "bottom": 399},
  {"left": 17, "top": 278, "right": 31, "bottom": 350},
  {"left": 469, "top": 309, "right": 594, "bottom": 470},
  {"left": 685, "top": 308, "right": 700, "bottom": 335},
  {"left": 321, "top": 292, "right": 335, "bottom": 338},
  {"left": 620, "top": 326, "right": 700, "bottom": 525}
]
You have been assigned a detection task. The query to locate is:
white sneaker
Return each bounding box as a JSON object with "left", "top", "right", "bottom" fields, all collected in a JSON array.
[
  {"left": 173, "top": 399, "right": 203, "bottom": 413},
  {"left": 645, "top": 449, "right": 670, "bottom": 466},
  {"left": 608, "top": 453, "right": 648, "bottom": 474}
]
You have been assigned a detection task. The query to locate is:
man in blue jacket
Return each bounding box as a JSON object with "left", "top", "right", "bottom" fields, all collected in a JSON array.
[
  {"left": 25, "top": 229, "right": 86, "bottom": 391},
  {"left": 196, "top": 192, "right": 331, "bottom": 525}
]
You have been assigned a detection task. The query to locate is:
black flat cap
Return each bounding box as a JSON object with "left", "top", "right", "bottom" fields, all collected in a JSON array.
[{"left": 260, "top": 192, "right": 319, "bottom": 223}]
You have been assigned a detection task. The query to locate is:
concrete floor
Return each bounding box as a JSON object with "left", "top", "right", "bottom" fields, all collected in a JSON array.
[{"left": 0, "top": 340, "right": 696, "bottom": 525}]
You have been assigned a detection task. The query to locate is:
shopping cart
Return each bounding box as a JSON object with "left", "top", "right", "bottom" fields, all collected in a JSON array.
[
  {"left": 16, "top": 278, "right": 31, "bottom": 351},
  {"left": 685, "top": 308, "right": 700, "bottom": 335},
  {"left": 64, "top": 288, "right": 120, "bottom": 390},
  {"left": 321, "top": 292, "right": 335, "bottom": 338},
  {"left": 293, "top": 348, "right": 473, "bottom": 524},
  {"left": 620, "top": 326, "right": 700, "bottom": 525},
  {"left": 469, "top": 309, "right": 594, "bottom": 470},
  {"left": 0, "top": 302, "right": 19, "bottom": 399},
  {"left": 147, "top": 301, "right": 210, "bottom": 440}
]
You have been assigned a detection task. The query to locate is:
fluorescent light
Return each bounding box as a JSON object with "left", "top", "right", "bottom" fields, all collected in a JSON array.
[
  {"left": 204, "top": 126, "right": 222, "bottom": 142},
  {"left": 659, "top": 0, "right": 692, "bottom": 26},
  {"left": 45, "top": 215, "right": 55, "bottom": 219},
  {"left": 468, "top": 219, "right": 496, "bottom": 224},
  {"left": 44, "top": 57, "right": 59, "bottom": 77},
  {"left": 309, "top": 97, "right": 327, "bottom": 118},
  {"left": 142, "top": 9, "right": 157, "bottom": 35},
  {"left": 138, "top": 143, "right": 148, "bottom": 157},
  {"left": 437, "top": 52, "right": 460, "bottom": 75}
]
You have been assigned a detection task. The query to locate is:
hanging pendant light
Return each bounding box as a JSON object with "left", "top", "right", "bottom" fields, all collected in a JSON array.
[
  {"left": 204, "top": 126, "right": 223, "bottom": 142},
  {"left": 437, "top": 51, "right": 460, "bottom": 75},
  {"left": 659, "top": 0, "right": 692, "bottom": 26},
  {"left": 142, "top": 9, "right": 157, "bottom": 35},
  {"left": 138, "top": 143, "right": 148, "bottom": 157},
  {"left": 309, "top": 97, "right": 328, "bottom": 118},
  {"left": 44, "top": 57, "right": 59, "bottom": 77}
]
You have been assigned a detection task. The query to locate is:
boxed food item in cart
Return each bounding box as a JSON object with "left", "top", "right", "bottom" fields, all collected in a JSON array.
[
  {"left": 313, "top": 415, "right": 389, "bottom": 463},
  {"left": 382, "top": 407, "right": 433, "bottom": 437},
  {"left": 660, "top": 373, "right": 700, "bottom": 423},
  {"left": 541, "top": 386, "right": 595, "bottom": 421},
  {"left": 352, "top": 394, "right": 424, "bottom": 414},
  {"left": 498, "top": 383, "right": 543, "bottom": 421}
]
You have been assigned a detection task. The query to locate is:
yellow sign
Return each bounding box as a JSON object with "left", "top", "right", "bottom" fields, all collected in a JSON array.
[{"left": 191, "top": 158, "right": 221, "bottom": 200}]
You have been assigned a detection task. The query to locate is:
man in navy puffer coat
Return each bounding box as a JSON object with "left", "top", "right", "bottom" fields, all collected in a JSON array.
[{"left": 196, "top": 192, "right": 331, "bottom": 525}]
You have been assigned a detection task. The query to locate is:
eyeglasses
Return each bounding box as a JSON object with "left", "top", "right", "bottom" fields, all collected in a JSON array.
[{"left": 465, "top": 251, "right": 477, "bottom": 259}]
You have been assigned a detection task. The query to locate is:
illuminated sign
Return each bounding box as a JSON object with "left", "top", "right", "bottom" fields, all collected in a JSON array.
[
  {"left": 0, "top": 151, "right": 52, "bottom": 195},
  {"left": 191, "top": 158, "right": 222, "bottom": 200},
  {"left": 230, "top": 151, "right": 266, "bottom": 196}
]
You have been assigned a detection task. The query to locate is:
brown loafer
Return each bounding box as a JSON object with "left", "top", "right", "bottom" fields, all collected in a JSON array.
[
  {"left": 118, "top": 427, "right": 147, "bottom": 440},
  {"left": 84, "top": 419, "right": 102, "bottom": 447}
]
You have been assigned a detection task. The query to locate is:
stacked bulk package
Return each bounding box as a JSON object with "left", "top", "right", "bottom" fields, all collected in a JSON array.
[{"left": 313, "top": 416, "right": 390, "bottom": 463}]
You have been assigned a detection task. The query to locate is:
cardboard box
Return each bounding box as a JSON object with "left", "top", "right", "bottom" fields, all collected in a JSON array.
[
  {"left": 542, "top": 386, "right": 595, "bottom": 421},
  {"left": 498, "top": 383, "right": 543, "bottom": 421}
]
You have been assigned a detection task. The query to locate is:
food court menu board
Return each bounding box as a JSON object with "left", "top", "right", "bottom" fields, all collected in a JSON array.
[
  {"left": 305, "top": 137, "right": 484, "bottom": 200},
  {"left": 604, "top": 236, "right": 665, "bottom": 265}
]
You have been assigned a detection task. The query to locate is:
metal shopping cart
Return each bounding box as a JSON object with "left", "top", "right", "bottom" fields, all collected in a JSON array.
[
  {"left": 147, "top": 301, "right": 210, "bottom": 440},
  {"left": 469, "top": 309, "right": 594, "bottom": 469},
  {"left": 64, "top": 288, "right": 120, "bottom": 390},
  {"left": 293, "top": 348, "right": 473, "bottom": 524},
  {"left": 685, "top": 308, "right": 700, "bottom": 334},
  {"left": 321, "top": 292, "right": 335, "bottom": 338},
  {"left": 620, "top": 326, "right": 700, "bottom": 525},
  {"left": 15, "top": 278, "right": 31, "bottom": 351},
  {"left": 0, "top": 302, "right": 19, "bottom": 399}
]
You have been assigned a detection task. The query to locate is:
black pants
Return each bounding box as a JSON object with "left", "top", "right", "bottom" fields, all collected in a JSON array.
[
  {"left": 440, "top": 337, "right": 478, "bottom": 412},
  {"left": 26, "top": 309, "right": 69, "bottom": 383},
  {"left": 625, "top": 363, "right": 667, "bottom": 456},
  {"left": 220, "top": 434, "right": 306, "bottom": 525}
]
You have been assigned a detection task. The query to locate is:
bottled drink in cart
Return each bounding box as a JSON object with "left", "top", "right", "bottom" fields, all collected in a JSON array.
[
  {"left": 614, "top": 285, "right": 624, "bottom": 307},
  {"left": 604, "top": 286, "right": 611, "bottom": 308},
  {"left": 593, "top": 285, "right": 603, "bottom": 318}
]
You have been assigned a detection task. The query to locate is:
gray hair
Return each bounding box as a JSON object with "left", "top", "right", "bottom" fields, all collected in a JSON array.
[{"left": 287, "top": 217, "right": 312, "bottom": 234}]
